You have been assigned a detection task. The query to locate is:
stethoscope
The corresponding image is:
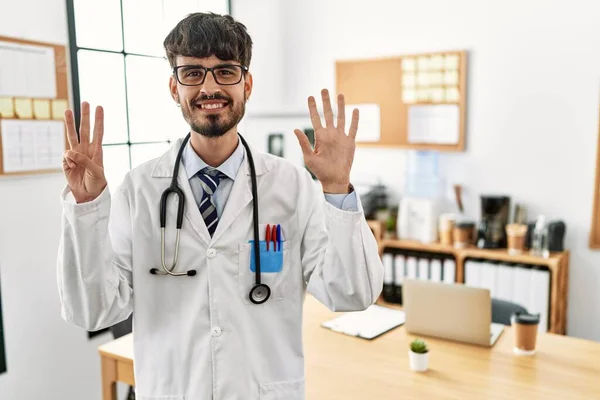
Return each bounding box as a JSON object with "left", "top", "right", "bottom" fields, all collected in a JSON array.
[{"left": 149, "top": 132, "right": 271, "bottom": 304}]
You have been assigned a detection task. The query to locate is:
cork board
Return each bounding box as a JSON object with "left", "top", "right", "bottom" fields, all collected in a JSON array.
[
  {"left": 0, "top": 35, "right": 69, "bottom": 176},
  {"left": 336, "top": 50, "right": 467, "bottom": 151}
]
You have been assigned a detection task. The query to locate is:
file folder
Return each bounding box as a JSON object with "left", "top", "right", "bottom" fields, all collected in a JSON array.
[
  {"left": 321, "top": 304, "right": 406, "bottom": 340},
  {"left": 418, "top": 257, "right": 430, "bottom": 280},
  {"left": 430, "top": 258, "right": 443, "bottom": 282},
  {"left": 406, "top": 256, "right": 418, "bottom": 280},
  {"left": 443, "top": 259, "right": 456, "bottom": 284}
]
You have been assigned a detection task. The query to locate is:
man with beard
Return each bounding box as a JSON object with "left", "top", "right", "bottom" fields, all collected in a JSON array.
[{"left": 57, "top": 12, "right": 383, "bottom": 400}]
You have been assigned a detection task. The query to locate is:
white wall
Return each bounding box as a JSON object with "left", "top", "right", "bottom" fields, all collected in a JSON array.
[
  {"left": 0, "top": 1, "right": 118, "bottom": 400},
  {"left": 236, "top": 0, "right": 600, "bottom": 341}
]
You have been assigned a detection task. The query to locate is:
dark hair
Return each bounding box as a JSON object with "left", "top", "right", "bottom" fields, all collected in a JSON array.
[{"left": 163, "top": 12, "right": 253, "bottom": 69}]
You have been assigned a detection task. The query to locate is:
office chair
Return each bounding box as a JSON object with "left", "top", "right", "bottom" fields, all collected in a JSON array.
[{"left": 492, "top": 298, "right": 527, "bottom": 326}]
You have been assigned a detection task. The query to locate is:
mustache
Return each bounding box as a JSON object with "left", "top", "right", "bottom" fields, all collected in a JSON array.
[{"left": 195, "top": 93, "right": 231, "bottom": 103}]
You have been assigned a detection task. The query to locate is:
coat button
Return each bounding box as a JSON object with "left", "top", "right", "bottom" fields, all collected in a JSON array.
[
  {"left": 211, "top": 326, "right": 222, "bottom": 337},
  {"left": 206, "top": 248, "right": 216, "bottom": 258}
]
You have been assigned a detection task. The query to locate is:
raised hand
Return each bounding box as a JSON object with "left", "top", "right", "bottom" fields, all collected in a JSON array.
[
  {"left": 294, "top": 89, "right": 358, "bottom": 194},
  {"left": 63, "top": 102, "right": 107, "bottom": 203}
]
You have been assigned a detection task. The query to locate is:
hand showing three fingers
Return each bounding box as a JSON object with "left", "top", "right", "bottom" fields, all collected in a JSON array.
[
  {"left": 62, "top": 102, "right": 107, "bottom": 203},
  {"left": 294, "top": 89, "right": 359, "bottom": 193}
]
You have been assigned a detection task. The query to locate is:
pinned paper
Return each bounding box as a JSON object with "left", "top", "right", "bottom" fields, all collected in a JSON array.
[
  {"left": 445, "top": 87, "right": 460, "bottom": 102},
  {"left": 431, "top": 87, "right": 445, "bottom": 103},
  {"left": 417, "top": 56, "right": 430, "bottom": 71},
  {"left": 417, "top": 89, "right": 430, "bottom": 102},
  {"left": 402, "top": 73, "right": 416, "bottom": 87},
  {"left": 417, "top": 72, "right": 430, "bottom": 86},
  {"left": 51, "top": 99, "right": 68, "bottom": 120},
  {"left": 403, "top": 89, "right": 417, "bottom": 104},
  {"left": 402, "top": 58, "right": 416, "bottom": 72},
  {"left": 0, "top": 98, "right": 14, "bottom": 118},
  {"left": 343, "top": 103, "right": 380, "bottom": 142},
  {"left": 1, "top": 119, "right": 65, "bottom": 172},
  {"left": 14, "top": 98, "right": 33, "bottom": 118},
  {"left": 0, "top": 41, "right": 57, "bottom": 98},
  {"left": 444, "top": 54, "right": 460, "bottom": 70},
  {"left": 430, "top": 72, "right": 443, "bottom": 86},
  {"left": 408, "top": 104, "right": 460, "bottom": 144},
  {"left": 430, "top": 55, "right": 444, "bottom": 70},
  {"left": 33, "top": 99, "right": 51, "bottom": 119},
  {"left": 444, "top": 70, "right": 459, "bottom": 85}
]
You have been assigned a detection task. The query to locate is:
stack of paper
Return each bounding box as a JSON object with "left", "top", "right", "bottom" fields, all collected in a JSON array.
[{"left": 321, "top": 305, "right": 406, "bottom": 340}]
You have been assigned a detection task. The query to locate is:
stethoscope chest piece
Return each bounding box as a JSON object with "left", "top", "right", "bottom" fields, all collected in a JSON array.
[{"left": 249, "top": 284, "right": 271, "bottom": 304}]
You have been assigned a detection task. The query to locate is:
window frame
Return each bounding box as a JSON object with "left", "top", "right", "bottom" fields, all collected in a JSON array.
[{"left": 65, "top": 0, "right": 233, "bottom": 170}]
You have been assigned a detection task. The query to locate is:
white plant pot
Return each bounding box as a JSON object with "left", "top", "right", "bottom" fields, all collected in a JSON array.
[{"left": 409, "top": 350, "right": 429, "bottom": 372}]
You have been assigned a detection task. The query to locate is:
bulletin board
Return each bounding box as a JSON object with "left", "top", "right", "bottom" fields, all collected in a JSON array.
[
  {"left": 0, "top": 35, "right": 69, "bottom": 176},
  {"left": 336, "top": 50, "right": 467, "bottom": 151}
]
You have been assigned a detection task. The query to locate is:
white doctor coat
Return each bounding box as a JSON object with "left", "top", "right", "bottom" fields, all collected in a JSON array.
[{"left": 57, "top": 138, "right": 383, "bottom": 400}]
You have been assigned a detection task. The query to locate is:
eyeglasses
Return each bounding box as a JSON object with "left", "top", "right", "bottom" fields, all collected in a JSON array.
[{"left": 173, "top": 64, "right": 248, "bottom": 86}]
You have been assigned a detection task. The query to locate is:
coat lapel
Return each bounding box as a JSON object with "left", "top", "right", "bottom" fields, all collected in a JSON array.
[
  {"left": 210, "top": 144, "right": 270, "bottom": 244},
  {"left": 151, "top": 138, "right": 272, "bottom": 247},
  {"left": 151, "top": 138, "right": 212, "bottom": 247}
]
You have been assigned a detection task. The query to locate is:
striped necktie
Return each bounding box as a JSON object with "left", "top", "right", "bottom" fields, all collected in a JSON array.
[{"left": 197, "top": 167, "right": 226, "bottom": 237}]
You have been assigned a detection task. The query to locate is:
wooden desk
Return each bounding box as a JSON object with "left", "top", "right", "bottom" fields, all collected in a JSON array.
[{"left": 98, "top": 295, "right": 600, "bottom": 400}]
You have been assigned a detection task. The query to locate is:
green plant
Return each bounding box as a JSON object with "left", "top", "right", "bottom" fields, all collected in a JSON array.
[
  {"left": 410, "top": 339, "right": 428, "bottom": 354},
  {"left": 385, "top": 215, "right": 395, "bottom": 232}
]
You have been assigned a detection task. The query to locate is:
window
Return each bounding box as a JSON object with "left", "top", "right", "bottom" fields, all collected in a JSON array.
[{"left": 66, "top": 0, "right": 231, "bottom": 191}]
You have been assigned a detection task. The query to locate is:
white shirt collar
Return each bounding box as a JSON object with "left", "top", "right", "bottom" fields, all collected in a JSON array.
[{"left": 182, "top": 135, "right": 245, "bottom": 181}]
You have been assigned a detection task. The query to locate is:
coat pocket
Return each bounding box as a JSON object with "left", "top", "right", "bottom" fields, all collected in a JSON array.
[
  {"left": 238, "top": 241, "right": 292, "bottom": 304},
  {"left": 259, "top": 377, "right": 305, "bottom": 400}
]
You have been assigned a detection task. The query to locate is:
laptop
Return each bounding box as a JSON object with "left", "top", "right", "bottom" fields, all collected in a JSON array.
[{"left": 403, "top": 279, "right": 504, "bottom": 347}]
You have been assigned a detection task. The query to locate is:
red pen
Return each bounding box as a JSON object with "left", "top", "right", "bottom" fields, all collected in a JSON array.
[
  {"left": 266, "top": 224, "right": 271, "bottom": 251},
  {"left": 271, "top": 224, "right": 278, "bottom": 252}
]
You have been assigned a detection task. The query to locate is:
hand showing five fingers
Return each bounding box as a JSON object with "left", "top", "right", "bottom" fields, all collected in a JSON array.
[
  {"left": 63, "top": 102, "right": 107, "bottom": 203},
  {"left": 294, "top": 89, "right": 359, "bottom": 193}
]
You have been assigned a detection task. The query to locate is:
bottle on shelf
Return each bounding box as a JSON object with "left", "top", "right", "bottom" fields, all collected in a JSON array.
[{"left": 530, "top": 216, "right": 550, "bottom": 258}]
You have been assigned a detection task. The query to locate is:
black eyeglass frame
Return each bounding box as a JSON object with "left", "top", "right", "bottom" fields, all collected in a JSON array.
[{"left": 172, "top": 64, "right": 249, "bottom": 86}]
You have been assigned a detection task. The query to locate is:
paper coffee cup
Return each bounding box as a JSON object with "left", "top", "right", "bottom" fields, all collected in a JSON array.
[
  {"left": 506, "top": 223, "right": 527, "bottom": 255},
  {"left": 511, "top": 312, "right": 540, "bottom": 355}
]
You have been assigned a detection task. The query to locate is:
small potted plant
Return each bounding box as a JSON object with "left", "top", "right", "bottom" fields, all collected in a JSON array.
[{"left": 409, "top": 338, "right": 429, "bottom": 372}]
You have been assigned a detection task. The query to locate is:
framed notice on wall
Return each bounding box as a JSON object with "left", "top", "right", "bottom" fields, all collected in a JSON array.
[{"left": 0, "top": 35, "right": 69, "bottom": 177}]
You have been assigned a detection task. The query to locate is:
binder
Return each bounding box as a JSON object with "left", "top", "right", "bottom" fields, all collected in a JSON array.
[
  {"left": 512, "top": 264, "right": 530, "bottom": 311},
  {"left": 528, "top": 267, "right": 550, "bottom": 333},
  {"left": 465, "top": 259, "right": 481, "bottom": 288},
  {"left": 479, "top": 260, "right": 496, "bottom": 298},
  {"left": 495, "top": 263, "right": 515, "bottom": 303},
  {"left": 382, "top": 253, "right": 395, "bottom": 302},
  {"left": 443, "top": 258, "right": 456, "bottom": 284},
  {"left": 394, "top": 254, "right": 405, "bottom": 304},
  {"left": 430, "top": 258, "right": 443, "bottom": 282},
  {"left": 418, "top": 257, "right": 430, "bottom": 280},
  {"left": 406, "top": 256, "right": 418, "bottom": 280}
]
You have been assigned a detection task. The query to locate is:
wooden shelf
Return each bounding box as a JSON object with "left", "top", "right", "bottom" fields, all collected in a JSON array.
[
  {"left": 382, "top": 238, "right": 565, "bottom": 267},
  {"left": 365, "top": 221, "right": 569, "bottom": 335}
]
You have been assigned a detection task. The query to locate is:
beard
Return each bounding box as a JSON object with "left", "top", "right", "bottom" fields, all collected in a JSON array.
[{"left": 182, "top": 92, "right": 246, "bottom": 138}]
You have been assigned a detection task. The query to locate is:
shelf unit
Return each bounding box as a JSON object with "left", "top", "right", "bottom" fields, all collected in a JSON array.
[{"left": 366, "top": 221, "right": 569, "bottom": 335}]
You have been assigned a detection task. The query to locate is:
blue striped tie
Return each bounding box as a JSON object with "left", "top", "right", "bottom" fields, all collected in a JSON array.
[{"left": 197, "top": 167, "right": 225, "bottom": 237}]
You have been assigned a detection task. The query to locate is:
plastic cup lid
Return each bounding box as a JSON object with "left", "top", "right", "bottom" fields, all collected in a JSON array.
[{"left": 511, "top": 312, "right": 540, "bottom": 325}]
